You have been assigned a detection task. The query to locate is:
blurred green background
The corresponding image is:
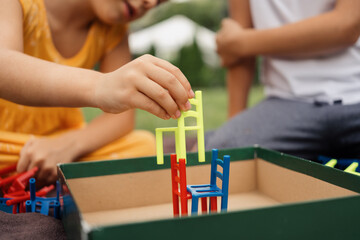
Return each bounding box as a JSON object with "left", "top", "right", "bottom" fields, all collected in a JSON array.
[{"left": 83, "top": 0, "right": 264, "bottom": 132}]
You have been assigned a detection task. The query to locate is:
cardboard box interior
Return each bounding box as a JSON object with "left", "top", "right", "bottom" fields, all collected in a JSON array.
[{"left": 67, "top": 158, "right": 357, "bottom": 227}]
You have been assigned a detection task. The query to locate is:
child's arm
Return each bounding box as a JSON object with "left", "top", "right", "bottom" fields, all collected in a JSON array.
[
  {"left": 0, "top": 0, "right": 193, "bottom": 120},
  {"left": 79, "top": 35, "right": 137, "bottom": 162},
  {"left": 217, "top": 0, "right": 360, "bottom": 65},
  {"left": 17, "top": 38, "right": 138, "bottom": 182},
  {"left": 220, "top": 0, "right": 256, "bottom": 118}
]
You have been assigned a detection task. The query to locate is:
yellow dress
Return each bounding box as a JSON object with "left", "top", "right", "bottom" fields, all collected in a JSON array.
[{"left": 0, "top": 0, "right": 156, "bottom": 168}]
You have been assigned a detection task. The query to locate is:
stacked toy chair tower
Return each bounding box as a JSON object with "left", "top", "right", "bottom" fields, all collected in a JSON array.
[{"left": 155, "top": 91, "right": 230, "bottom": 216}]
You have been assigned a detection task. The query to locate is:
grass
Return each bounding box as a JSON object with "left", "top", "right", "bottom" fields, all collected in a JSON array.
[{"left": 82, "top": 85, "right": 264, "bottom": 133}]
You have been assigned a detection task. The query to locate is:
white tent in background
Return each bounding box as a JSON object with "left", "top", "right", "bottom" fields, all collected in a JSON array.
[{"left": 129, "top": 15, "right": 219, "bottom": 66}]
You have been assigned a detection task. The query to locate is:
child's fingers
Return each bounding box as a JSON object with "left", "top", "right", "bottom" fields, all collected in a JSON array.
[
  {"left": 17, "top": 154, "right": 29, "bottom": 173},
  {"left": 221, "top": 18, "right": 237, "bottom": 29},
  {"left": 27, "top": 158, "right": 42, "bottom": 173},
  {"left": 135, "top": 76, "right": 181, "bottom": 118},
  {"left": 219, "top": 18, "right": 230, "bottom": 32},
  {"left": 17, "top": 141, "right": 32, "bottom": 172},
  {"left": 36, "top": 167, "right": 55, "bottom": 183},
  {"left": 131, "top": 92, "right": 171, "bottom": 120},
  {"left": 141, "top": 55, "right": 194, "bottom": 98},
  {"left": 142, "top": 63, "right": 191, "bottom": 112}
]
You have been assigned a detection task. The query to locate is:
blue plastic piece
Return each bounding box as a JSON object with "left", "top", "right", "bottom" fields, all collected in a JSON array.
[
  {"left": 0, "top": 197, "right": 13, "bottom": 213},
  {"left": 25, "top": 178, "right": 61, "bottom": 219},
  {"left": 187, "top": 149, "right": 230, "bottom": 215}
]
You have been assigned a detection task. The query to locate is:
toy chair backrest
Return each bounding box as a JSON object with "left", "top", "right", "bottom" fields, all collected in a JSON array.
[
  {"left": 170, "top": 154, "right": 187, "bottom": 197},
  {"left": 210, "top": 149, "right": 230, "bottom": 195},
  {"left": 156, "top": 90, "right": 205, "bottom": 165},
  {"left": 176, "top": 91, "right": 205, "bottom": 163}
]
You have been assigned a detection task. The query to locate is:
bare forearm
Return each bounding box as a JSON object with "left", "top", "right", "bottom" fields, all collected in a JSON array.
[
  {"left": 225, "top": 0, "right": 255, "bottom": 118},
  {"left": 240, "top": 10, "right": 360, "bottom": 58},
  {"left": 227, "top": 58, "right": 255, "bottom": 118},
  {"left": 0, "top": 48, "right": 100, "bottom": 107},
  {"left": 64, "top": 111, "right": 135, "bottom": 159}
]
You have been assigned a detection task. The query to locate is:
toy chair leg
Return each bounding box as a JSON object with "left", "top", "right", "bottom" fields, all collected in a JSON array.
[
  {"left": 221, "top": 195, "right": 228, "bottom": 211},
  {"left": 12, "top": 203, "right": 23, "bottom": 214},
  {"left": 170, "top": 154, "right": 181, "bottom": 217},
  {"left": 19, "top": 202, "right": 25, "bottom": 213},
  {"left": 180, "top": 196, "right": 188, "bottom": 216},
  {"left": 191, "top": 197, "right": 199, "bottom": 215},
  {"left": 179, "top": 158, "right": 189, "bottom": 216},
  {"left": 201, "top": 198, "right": 207, "bottom": 213},
  {"left": 172, "top": 194, "right": 180, "bottom": 216},
  {"left": 54, "top": 201, "right": 60, "bottom": 219},
  {"left": 25, "top": 200, "right": 31, "bottom": 213},
  {"left": 210, "top": 197, "right": 217, "bottom": 212},
  {"left": 12, "top": 204, "right": 17, "bottom": 214}
]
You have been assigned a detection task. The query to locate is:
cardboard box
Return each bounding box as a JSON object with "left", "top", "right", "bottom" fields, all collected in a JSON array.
[{"left": 58, "top": 147, "right": 360, "bottom": 240}]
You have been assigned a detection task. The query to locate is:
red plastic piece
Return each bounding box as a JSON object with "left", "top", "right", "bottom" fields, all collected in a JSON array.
[
  {"left": 0, "top": 164, "right": 17, "bottom": 176},
  {"left": 11, "top": 202, "right": 26, "bottom": 214},
  {"left": 0, "top": 173, "right": 23, "bottom": 193},
  {"left": 210, "top": 197, "right": 217, "bottom": 212},
  {"left": 0, "top": 173, "right": 22, "bottom": 188},
  {"left": 0, "top": 164, "right": 18, "bottom": 194},
  {"left": 201, "top": 198, "right": 207, "bottom": 213},
  {"left": 4, "top": 190, "right": 27, "bottom": 198},
  {"left": 8, "top": 167, "right": 38, "bottom": 193},
  {"left": 6, "top": 185, "right": 54, "bottom": 206},
  {"left": 170, "top": 154, "right": 191, "bottom": 217}
]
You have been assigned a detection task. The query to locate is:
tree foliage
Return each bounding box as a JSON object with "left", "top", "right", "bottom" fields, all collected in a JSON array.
[
  {"left": 130, "top": 0, "right": 228, "bottom": 87},
  {"left": 131, "top": 0, "right": 228, "bottom": 32},
  {"left": 171, "top": 40, "right": 225, "bottom": 87}
]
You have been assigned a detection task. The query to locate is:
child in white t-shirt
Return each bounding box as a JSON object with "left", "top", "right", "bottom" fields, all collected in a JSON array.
[{"left": 207, "top": 0, "right": 360, "bottom": 161}]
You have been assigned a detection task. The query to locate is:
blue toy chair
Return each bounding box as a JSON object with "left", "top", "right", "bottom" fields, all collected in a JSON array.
[
  {"left": 187, "top": 149, "right": 230, "bottom": 215},
  {"left": 25, "top": 178, "right": 61, "bottom": 219}
]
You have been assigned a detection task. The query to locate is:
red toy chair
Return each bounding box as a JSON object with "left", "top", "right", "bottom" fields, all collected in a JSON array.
[{"left": 170, "top": 154, "right": 191, "bottom": 217}]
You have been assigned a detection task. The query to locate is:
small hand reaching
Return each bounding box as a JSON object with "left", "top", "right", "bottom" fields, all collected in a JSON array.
[
  {"left": 17, "top": 134, "right": 80, "bottom": 184},
  {"left": 94, "top": 54, "right": 195, "bottom": 119}
]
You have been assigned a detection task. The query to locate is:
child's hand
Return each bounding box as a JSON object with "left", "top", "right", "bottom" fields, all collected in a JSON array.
[
  {"left": 216, "top": 18, "right": 245, "bottom": 67},
  {"left": 17, "top": 135, "right": 78, "bottom": 184},
  {"left": 94, "top": 54, "right": 194, "bottom": 119}
]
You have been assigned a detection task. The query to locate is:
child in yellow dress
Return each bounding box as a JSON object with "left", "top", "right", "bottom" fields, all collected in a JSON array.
[{"left": 0, "top": 0, "right": 194, "bottom": 183}]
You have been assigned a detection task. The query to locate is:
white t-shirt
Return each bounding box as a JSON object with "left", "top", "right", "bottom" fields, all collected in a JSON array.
[{"left": 250, "top": 0, "right": 360, "bottom": 104}]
